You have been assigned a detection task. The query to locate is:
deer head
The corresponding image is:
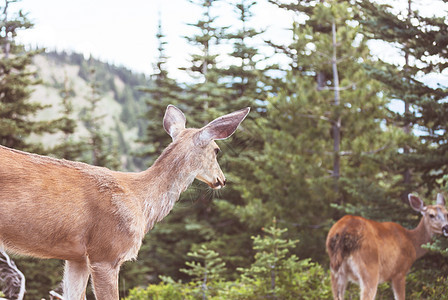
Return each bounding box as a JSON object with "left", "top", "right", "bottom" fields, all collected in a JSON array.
[
  {"left": 163, "top": 105, "right": 250, "bottom": 190},
  {"left": 409, "top": 193, "right": 448, "bottom": 237}
]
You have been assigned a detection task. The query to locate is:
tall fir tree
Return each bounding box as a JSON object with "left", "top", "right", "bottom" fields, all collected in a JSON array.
[
  {"left": 358, "top": 0, "right": 448, "bottom": 281},
  {"left": 201, "top": 0, "right": 275, "bottom": 271},
  {"left": 359, "top": 0, "right": 448, "bottom": 196},
  {"left": 81, "top": 67, "right": 121, "bottom": 169},
  {"left": 0, "top": 0, "right": 64, "bottom": 153},
  {"left": 236, "top": 0, "right": 399, "bottom": 261},
  {"left": 140, "top": 16, "right": 183, "bottom": 163},
  {"left": 140, "top": 0, "right": 230, "bottom": 283},
  {"left": 139, "top": 0, "right": 271, "bottom": 284},
  {"left": 120, "top": 16, "right": 185, "bottom": 294},
  {"left": 51, "top": 72, "right": 85, "bottom": 160}
]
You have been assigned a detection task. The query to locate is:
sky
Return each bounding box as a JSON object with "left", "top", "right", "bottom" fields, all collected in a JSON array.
[
  {"left": 12, "top": 0, "right": 448, "bottom": 84},
  {"left": 15, "top": 0, "right": 294, "bottom": 80}
]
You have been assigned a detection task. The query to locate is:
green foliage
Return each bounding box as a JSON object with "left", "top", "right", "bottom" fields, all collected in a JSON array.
[
  {"left": 0, "top": 0, "right": 60, "bottom": 153},
  {"left": 126, "top": 219, "right": 332, "bottom": 300},
  {"left": 237, "top": 218, "right": 331, "bottom": 299},
  {"left": 3, "top": 0, "right": 448, "bottom": 298},
  {"left": 406, "top": 269, "right": 448, "bottom": 300},
  {"left": 180, "top": 245, "right": 226, "bottom": 299},
  {"left": 80, "top": 67, "right": 121, "bottom": 169}
]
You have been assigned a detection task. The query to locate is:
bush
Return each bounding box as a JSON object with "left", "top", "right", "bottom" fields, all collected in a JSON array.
[{"left": 126, "top": 218, "right": 333, "bottom": 300}]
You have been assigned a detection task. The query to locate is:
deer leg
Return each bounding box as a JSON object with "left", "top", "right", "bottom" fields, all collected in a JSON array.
[
  {"left": 358, "top": 270, "right": 379, "bottom": 300},
  {"left": 63, "top": 259, "right": 90, "bottom": 300},
  {"left": 391, "top": 276, "right": 406, "bottom": 300},
  {"left": 330, "top": 266, "right": 348, "bottom": 300},
  {"left": 90, "top": 261, "right": 121, "bottom": 300}
]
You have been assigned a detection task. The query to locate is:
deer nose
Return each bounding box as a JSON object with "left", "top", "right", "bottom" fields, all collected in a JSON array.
[
  {"left": 443, "top": 225, "right": 448, "bottom": 237},
  {"left": 214, "top": 178, "right": 226, "bottom": 188}
]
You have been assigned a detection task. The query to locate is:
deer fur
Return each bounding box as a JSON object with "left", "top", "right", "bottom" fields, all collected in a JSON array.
[
  {"left": 326, "top": 193, "right": 448, "bottom": 300},
  {"left": 0, "top": 105, "right": 250, "bottom": 299}
]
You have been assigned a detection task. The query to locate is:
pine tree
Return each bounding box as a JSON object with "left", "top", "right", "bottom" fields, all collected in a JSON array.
[
  {"left": 140, "top": 0, "right": 233, "bottom": 284},
  {"left": 81, "top": 67, "right": 121, "bottom": 169},
  {"left": 51, "top": 72, "right": 85, "bottom": 160},
  {"left": 140, "top": 16, "right": 183, "bottom": 163},
  {"left": 0, "top": 0, "right": 62, "bottom": 153},
  {"left": 357, "top": 0, "right": 448, "bottom": 280},
  {"left": 180, "top": 245, "right": 226, "bottom": 299},
  {"left": 235, "top": 0, "right": 398, "bottom": 262},
  {"left": 358, "top": 0, "right": 448, "bottom": 195}
]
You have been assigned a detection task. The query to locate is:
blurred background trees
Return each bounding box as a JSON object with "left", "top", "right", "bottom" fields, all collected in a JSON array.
[{"left": 1, "top": 0, "right": 447, "bottom": 298}]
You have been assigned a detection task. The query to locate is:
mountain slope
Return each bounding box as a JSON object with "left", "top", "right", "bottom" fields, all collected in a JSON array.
[{"left": 30, "top": 50, "right": 152, "bottom": 171}]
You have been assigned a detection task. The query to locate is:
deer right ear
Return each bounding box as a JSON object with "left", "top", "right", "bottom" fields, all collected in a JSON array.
[
  {"left": 409, "top": 194, "right": 426, "bottom": 213},
  {"left": 194, "top": 107, "right": 250, "bottom": 147},
  {"left": 163, "top": 105, "right": 186, "bottom": 140},
  {"left": 437, "top": 193, "right": 446, "bottom": 206}
]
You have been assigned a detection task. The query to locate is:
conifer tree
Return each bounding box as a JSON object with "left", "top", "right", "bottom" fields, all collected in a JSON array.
[
  {"left": 358, "top": 0, "right": 448, "bottom": 195},
  {"left": 0, "top": 0, "right": 63, "bottom": 153},
  {"left": 236, "top": 0, "right": 398, "bottom": 261},
  {"left": 357, "top": 0, "right": 448, "bottom": 281},
  {"left": 180, "top": 245, "right": 226, "bottom": 299},
  {"left": 51, "top": 72, "right": 85, "bottom": 160},
  {"left": 141, "top": 0, "right": 233, "bottom": 284},
  {"left": 140, "top": 16, "right": 183, "bottom": 163},
  {"left": 180, "top": 0, "right": 230, "bottom": 125},
  {"left": 81, "top": 67, "right": 121, "bottom": 169}
]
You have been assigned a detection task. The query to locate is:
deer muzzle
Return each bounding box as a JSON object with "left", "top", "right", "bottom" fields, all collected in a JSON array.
[
  {"left": 443, "top": 225, "right": 448, "bottom": 237},
  {"left": 213, "top": 178, "right": 226, "bottom": 189}
]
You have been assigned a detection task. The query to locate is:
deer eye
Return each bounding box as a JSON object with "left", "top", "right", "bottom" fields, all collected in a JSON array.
[
  {"left": 214, "top": 148, "right": 220, "bottom": 155},
  {"left": 429, "top": 214, "right": 435, "bottom": 219}
]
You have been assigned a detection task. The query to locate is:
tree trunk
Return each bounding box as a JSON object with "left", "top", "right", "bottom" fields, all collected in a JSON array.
[{"left": 331, "top": 20, "right": 341, "bottom": 194}]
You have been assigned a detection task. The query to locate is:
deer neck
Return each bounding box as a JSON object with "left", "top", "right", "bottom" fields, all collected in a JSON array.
[
  {"left": 139, "top": 143, "right": 197, "bottom": 232},
  {"left": 408, "top": 218, "right": 432, "bottom": 259}
]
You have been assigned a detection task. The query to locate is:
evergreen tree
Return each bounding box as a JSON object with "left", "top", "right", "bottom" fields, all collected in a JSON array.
[
  {"left": 140, "top": 0, "right": 232, "bottom": 284},
  {"left": 236, "top": 0, "right": 398, "bottom": 262},
  {"left": 51, "top": 72, "right": 85, "bottom": 160},
  {"left": 81, "top": 67, "right": 121, "bottom": 169},
  {"left": 359, "top": 0, "right": 448, "bottom": 196},
  {"left": 0, "top": 0, "right": 62, "bottom": 153},
  {"left": 140, "top": 16, "right": 183, "bottom": 163},
  {"left": 357, "top": 0, "right": 448, "bottom": 282},
  {"left": 180, "top": 245, "right": 226, "bottom": 299}
]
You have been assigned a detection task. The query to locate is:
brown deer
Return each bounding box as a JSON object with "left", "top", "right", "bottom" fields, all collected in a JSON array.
[
  {"left": 0, "top": 105, "right": 250, "bottom": 299},
  {"left": 326, "top": 193, "right": 448, "bottom": 300}
]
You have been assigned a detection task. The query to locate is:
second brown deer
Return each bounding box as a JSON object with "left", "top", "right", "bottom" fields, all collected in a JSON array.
[
  {"left": 326, "top": 193, "right": 448, "bottom": 300},
  {"left": 0, "top": 105, "right": 249, "bottom": 299}
]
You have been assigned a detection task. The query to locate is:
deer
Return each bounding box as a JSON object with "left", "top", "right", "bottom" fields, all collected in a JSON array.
[
  {"left": 0, "top": 104, "right": 250, "bottom": 299},
  {"left": 326, "top": 193, "right": 448, "bottom": 300}
]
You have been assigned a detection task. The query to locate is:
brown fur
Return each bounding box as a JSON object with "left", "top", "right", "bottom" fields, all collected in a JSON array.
[
  {"left": 0, "top": 105, "right": 250, "bottom": 299},
  {"left": 326, "top": 195, "right": 448, "bottom": 300}
]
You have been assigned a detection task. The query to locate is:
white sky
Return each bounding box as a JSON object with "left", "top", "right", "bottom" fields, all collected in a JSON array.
[
  {"left": 15, "top": 0, "right": 294, "bottom": 80},
  {"left": 12, "top": 0, "right": 448, "bottom": 83}
]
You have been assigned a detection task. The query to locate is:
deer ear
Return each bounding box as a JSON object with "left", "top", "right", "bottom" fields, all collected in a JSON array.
[
  {"left": 194, "top": 107, "right": 250, "bottom": 146},
  {"left": 437, "top": 193, "right": 446, "bottom": 206},
  {"left": 409, "top": 194, "right": 425, "bottom": 213},
  {"left": 163, "top": 105, "right": 186, "bottom": 140}
]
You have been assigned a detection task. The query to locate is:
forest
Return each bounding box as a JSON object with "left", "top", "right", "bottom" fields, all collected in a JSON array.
[{"left": 0, "top": 0, "right": 448, "bottom": 299}]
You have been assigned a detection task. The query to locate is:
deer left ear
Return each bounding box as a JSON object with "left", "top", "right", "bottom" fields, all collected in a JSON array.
[
  {"left": 194, "top": 107, "right": 250, "bottom": 146},
  {"left": 437, "top": 193, "right": 446, "bottom": 206},
  {"left": 163, "top": 105, "right": 186, "bottom": 140},
  {"left": 409, "top": 194, "right": 426, "bottom": 214}
]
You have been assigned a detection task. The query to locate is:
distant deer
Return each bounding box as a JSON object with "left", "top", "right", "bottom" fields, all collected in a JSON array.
[
  {"left": 326, "top": 193, "right": 448, "bottom": 300},
  {"left": 0, "top": 105, "right": 250, "bottom": 299}
]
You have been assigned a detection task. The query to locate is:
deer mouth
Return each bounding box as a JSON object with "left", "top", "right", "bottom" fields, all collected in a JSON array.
[
  {"left": 443, "top": 225, "right": 448, "bottom": 237},
  {"left": 211, "top": 178, "right": 226, "bottom": 189},
  {"left": 197, "top": 176, "right": 226, "bottom": 190}
]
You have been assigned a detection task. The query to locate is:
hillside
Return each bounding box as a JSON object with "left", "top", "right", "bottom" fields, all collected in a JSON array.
[{"left": 30, "top": 50, "right": 152, "bottom": 171}]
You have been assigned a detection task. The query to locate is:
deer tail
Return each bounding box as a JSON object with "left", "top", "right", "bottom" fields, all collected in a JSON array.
[{"left": 326, "top": 218, "right": 363, "bottom": 272}]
